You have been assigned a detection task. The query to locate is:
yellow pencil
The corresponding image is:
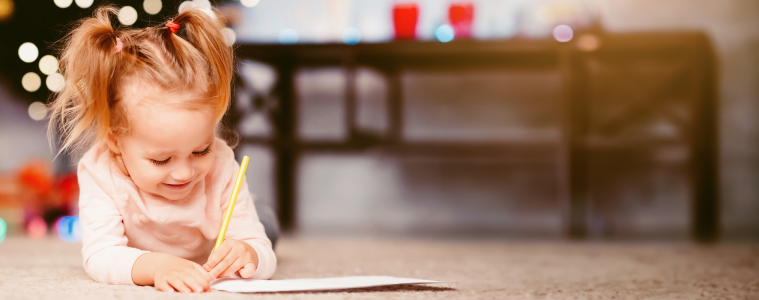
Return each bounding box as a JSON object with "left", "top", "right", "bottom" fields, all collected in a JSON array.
[{"left": 213, "top": 156, "right": 250, "bottom": 253}]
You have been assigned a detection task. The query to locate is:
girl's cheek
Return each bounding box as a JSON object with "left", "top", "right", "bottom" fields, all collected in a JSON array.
[
  {"left": 151, "top": 168, "right": 168, "bottom": 183},
  {"left": 208, "top": 153, "right": 218, "bottom": 172},
  {"left": 200, "top": 153, "right": 216, "bottom": 174},
  {"left": 140, "top": 163, "right": 167, "bottom": 185}
]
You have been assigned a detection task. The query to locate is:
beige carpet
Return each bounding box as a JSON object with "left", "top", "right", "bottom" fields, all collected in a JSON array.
[{"left": 0, "top": 236, "right": 757, "bottom": 299}]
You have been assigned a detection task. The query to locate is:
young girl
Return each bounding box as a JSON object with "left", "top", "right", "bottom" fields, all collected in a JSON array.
[{"left": 46, "top": 6, "right": 276, "bottom": 293}]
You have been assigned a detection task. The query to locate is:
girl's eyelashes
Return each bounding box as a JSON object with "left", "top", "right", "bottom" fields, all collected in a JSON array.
[
  {"left": 193, "top": 146, "right": 211, "bottom": 157},
  {"left": 151, "top": 158, "right": 170, "bottom": 166},
  {"left": 150, "top": 147, "right": 210, "bottom": 166}
]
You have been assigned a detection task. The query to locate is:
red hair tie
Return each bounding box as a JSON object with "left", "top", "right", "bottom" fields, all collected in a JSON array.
[{"left": 166, "top": 20, "right": 180, "bottom": 34}]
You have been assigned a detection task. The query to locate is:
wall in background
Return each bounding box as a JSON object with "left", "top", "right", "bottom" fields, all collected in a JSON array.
[
  {"left": 599, "top": 0, "right": 759, "bottom": 240},
  {"left": 0, "top": 81, "right": 54, "bottom": 172}
]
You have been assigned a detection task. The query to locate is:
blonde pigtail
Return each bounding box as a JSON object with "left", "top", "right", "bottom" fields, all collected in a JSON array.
[
  {"left": 47, "top": 5, "right": 235, "bottom": 156},
  {"left": 47, "top": 6, "right": 123, "bottom": 156}
]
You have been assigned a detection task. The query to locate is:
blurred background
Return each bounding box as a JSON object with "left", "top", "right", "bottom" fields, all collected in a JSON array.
[{"left": 0, "top": 0, "right": 756, "bottom": 244}]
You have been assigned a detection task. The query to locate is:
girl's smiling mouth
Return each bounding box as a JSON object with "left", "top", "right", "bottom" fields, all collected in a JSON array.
[{"left": 163, "top": 181, "right": 191, "bottom": 190}]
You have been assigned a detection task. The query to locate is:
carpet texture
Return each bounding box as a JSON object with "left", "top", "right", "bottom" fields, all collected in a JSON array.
[{"left": 0, "top": 237, "right": 757, "bottom": 299}]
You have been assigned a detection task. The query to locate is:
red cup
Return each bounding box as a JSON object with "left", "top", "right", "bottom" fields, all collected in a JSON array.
[
  {"left": 393, "top": 3, "right": 419, "bottom": 40},
  {"left": 449, "top": 2, "right": 474, "bottom": 38}
]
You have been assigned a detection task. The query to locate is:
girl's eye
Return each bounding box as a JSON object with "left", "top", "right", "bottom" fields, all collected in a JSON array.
[
  {"left": 193, "top": 146, "right": 211, "bottom": 157},
  {"left": 151, "top": 158, "right": 170, "bottom": 166}
]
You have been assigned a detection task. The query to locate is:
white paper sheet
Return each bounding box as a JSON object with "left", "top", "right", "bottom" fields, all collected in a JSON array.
[{"left": 210, "top": 276, "right": 441, "bottom": 293}]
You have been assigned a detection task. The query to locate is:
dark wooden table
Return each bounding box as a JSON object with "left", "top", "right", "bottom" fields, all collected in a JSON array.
[{"left": 232, "top": 31, "right": 718, "bottom": 242}]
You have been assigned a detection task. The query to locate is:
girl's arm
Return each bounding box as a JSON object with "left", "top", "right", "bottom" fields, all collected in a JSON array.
[
  {"left": 78, "top": 161, "right": 149, "bottom": 285},
  {"left": 79, "top": 159, "right": 211, "bottom": 292},
  {"left": 203, "top": 150, "right": 277, "bottom": 279},
  {"left": 132, "top": 252, "right": 210, "bottom": 292},
  {"left": 219, "top": 182, "right": 277, "bottom": 279}
]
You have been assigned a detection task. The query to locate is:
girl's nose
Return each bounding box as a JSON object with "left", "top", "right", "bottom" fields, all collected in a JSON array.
[{"left": 171, "top": 163, "right": 194, "bottom": 182}]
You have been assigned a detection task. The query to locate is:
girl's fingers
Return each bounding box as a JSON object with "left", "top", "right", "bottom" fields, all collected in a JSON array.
[
  {"left": 191, "top": 265, "right": 212, "bottom": 291},
  {"left": 204, "top": 242, "right": 232, "bottom": 271},
  {"left": 167, "top": 277, "right": 193, "bottom": 294},
  {"left": 209, "top": 251, "right": 238, "bottom": 279},
  {"left": 183, "top": 273, "right": 207, "bottom": 293},
  {"left": 155, "top": 280, "right": 174, "bottom": 292},
  {"left": 218, "top": 257, "right": 245, "bottom": 279},
  {"left": 194, "top": 264, "right": 213, "bottom": 281},
  {"left": 238, "top": 262, "right": 257, "bottom": 278}
]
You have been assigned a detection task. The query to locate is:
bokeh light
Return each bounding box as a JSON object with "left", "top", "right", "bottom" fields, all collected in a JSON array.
[
  {"left": 21, "top": 72, "right": 41, "bottom": 92},
  {"left": 178, "top": 0, "right": 192, "bottom": 12},
  {"left": 46, "top": 73, "right": 65, "bottom": 92},
  {"left": 222, "top": 27, "right": 237, "bottom": 47},
  {"left": 118, "top": 6, "right": 138, "bottom": 26},
  {"left": 0, "top": 217, "right": 6, "bottom": 243},
  {"left": 179, "top": 0, "right": 215, "bottom": 18},
  {"left": 75, "top": 0, "right": 93, "bottom": 9},
  {"left": 28, "top": 102, "right": 47, "bottom": 121},
  {"left": 279, "top": 29, "right": 299, "bottom": 44},
  {"left": 241, "top": 0, "right": 259, "bottom": 8},
  {"left": 435, "top": 24, "right": 455, "bottom": 43},
  {"left": 55, "top": 216, "right": 82, "bottom": 242},
  {"left": 53, "top": 0, "right": 73, "bottom": 9},
  {"left": 553, "top": 24, "right": 573, "bottom": 42},
  {"left": 0, "top": 0, "right": 14, "bottom": 22},
  {"left": 27, "top": 216, "right": 47, "bottom": 238},
  {"left": 342, "top": 28, "right": 361, "bottom": 45},
  {"left": 576, "top": 33, "right": 600, "bottom": 52},
  {"left": 18, "top": 42, "right": 38, "bottom": 63},
  {"left": 38, "top": 55, "right": 58, "bottom": 75},
  {"left": 143, "top": 0, "right": 162, "bottom": 15}
]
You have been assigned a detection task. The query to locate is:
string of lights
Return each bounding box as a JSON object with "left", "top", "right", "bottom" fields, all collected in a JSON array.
[
  {"left": 0, "top": 0, "right": 243, "bottom": 123},
  {"left": 2, "top": 0, "right": 597, "bottom": 110}
]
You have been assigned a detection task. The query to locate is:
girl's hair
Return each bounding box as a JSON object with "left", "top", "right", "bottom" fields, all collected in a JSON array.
[{"left": 47, "top": 5, "right": 234, "bottom": 156}]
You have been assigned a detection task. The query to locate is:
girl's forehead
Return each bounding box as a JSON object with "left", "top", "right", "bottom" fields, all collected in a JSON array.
[
  {"left": 115, "top": 79, "right": 218, "bottom": 150},
  {"left": 119, "top": 79, "right": 207, "bottom": 108},
  {"left": 126, "top": 105, "right": 216, "bottom": 153}
]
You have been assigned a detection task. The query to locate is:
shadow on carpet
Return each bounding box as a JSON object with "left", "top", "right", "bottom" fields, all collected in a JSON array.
[{"left": 233, "top": 284, "right": 456, "bottom": 295}]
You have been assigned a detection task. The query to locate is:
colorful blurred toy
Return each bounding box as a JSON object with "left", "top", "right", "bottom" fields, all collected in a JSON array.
[
  {"left": 0, "top": 217, "right": 6, "bottom": 242},
  {"left": 0, "top": 159, "right": 79, "bottom": 239},
  {"left": 27, "top": 215, "right": 47, "bottom": 238},
  {"left": 55, "top": 215, "right": 81, "bottom": 242},
  {"left": 0, "top": 172, "right": 22, "bottom": 241},
  {"left": 17, "top": 160, "right": 53, "bottom": 198}
]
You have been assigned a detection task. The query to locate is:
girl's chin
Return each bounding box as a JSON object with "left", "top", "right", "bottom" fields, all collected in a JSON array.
[{"left": 158, "top": 191, "right": 191, "bottom": 201}]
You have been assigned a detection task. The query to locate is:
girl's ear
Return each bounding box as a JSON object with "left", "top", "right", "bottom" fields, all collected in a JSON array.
[
  {"left": 106, "top": 131, "right": 131, "bottom": 176},
  {"left": 105, "top": 131, "right": 122, "bottom": 155}
]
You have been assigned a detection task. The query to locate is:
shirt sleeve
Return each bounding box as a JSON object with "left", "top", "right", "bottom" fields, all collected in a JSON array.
[
  {"left": 78, "top": 160, "right": 149, "bottom": 285},
  {"left": 219, "top": 158, "right": 277, "bottom": 280}
]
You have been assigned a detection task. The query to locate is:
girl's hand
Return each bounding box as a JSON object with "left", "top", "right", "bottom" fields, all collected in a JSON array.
[
  {"left": 203, "top": 239, "right": 259, "bottom": 279},
  {"left": 152, "top": 254, "right": 212, "bottom": 293}
]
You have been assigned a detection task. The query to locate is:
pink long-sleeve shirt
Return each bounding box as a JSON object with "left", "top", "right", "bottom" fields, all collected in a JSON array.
[{"left": 77, "top": 138, "right": 276, "bottom": 285}]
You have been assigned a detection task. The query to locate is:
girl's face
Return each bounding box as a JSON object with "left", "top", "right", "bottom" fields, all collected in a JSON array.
[{"left": 108, "top": 90, "right": 217, "bottom": 201}]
